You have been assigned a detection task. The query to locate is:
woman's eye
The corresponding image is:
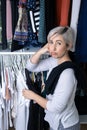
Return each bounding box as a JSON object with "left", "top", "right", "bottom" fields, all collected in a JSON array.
[{"left": 56, "top": 41, "right": 61, "bottom": 45}]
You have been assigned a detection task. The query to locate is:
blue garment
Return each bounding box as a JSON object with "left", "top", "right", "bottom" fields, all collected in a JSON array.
[
  {"left": 27, "top": 0, "right": 36, "bottom": 11},
  {"left": 38, "top": 0, "right": 46, "bottom": 44},
  {"left": 25, "top": 9, "right": 39, "bottom": 47},
  {"left": 75, "top": 0, "right": 87, "bottom": 62}
]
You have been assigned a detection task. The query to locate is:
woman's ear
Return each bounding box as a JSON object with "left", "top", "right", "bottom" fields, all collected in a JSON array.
[{"left": 66, "top": 43, "right": 73, "bottom": 51}]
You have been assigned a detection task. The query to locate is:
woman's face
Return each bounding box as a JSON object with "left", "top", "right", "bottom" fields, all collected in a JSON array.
[{"left": 48, "top": 34, "right": 69, "bottom": 59}]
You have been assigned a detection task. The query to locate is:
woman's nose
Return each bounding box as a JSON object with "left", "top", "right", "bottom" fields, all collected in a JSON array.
[{"left": 52, "top": 44, "right": 56, "bottom": 51}]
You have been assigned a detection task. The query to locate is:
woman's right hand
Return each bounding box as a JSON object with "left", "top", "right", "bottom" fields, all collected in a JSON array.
[
  {"left": 39, "top": 43, "right": 49, "bottom": 55},
  {"left": 30, "top": 43, "right": 49, "bottom": 64}
]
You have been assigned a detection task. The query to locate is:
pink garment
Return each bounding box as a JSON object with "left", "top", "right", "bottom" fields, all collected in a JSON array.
[{"left": 6, "top": 0, "right": 12, "bottom": 40}]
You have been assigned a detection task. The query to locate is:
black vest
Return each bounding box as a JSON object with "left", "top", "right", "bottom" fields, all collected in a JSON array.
[{"left": 45, "top": 61, "right": 86, "bottom": 96}]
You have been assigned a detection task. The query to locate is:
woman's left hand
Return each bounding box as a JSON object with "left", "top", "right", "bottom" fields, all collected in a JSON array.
[{"left": 22, "top": 89, "right": 34, "bottom": 100}]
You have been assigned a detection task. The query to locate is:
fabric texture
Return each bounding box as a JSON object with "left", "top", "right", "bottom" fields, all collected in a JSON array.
[
  {"left": 55, "top": 0, "right": 71, "bottom": 26},
  {"left": 38, "top": 0, "right": 46, "bottom": 44},
  {"left": 50, "top": 120, "right": 80, "bottom": 130},
  {"left": 45, "top": 61, "right": 86, "bottom": 95},
  {"left": 70, "top": 0, "right": 81, "bottom": 52},
  {"left": 6, "top": 0, "right": 12, "bottom": 40},
  {"left": 1, "top": 0, "right": 7, "bottom": 49},
  {"left": 14, "top": 7, "right": 28, "bottom": 42},
  {"left": 75, "top": 0, "right": 87, "bottom": 62}
]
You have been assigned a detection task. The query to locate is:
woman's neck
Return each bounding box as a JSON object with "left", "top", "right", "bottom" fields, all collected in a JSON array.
[{"left": 57, "top": 55, "right": 72, "bottom": 65}]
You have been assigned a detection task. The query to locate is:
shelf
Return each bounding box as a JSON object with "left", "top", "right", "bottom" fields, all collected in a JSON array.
[{"left": 80, "top": 115, "right": 87, "bottom": 124}]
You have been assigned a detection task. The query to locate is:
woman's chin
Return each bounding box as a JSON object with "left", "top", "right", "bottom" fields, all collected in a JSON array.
[{"left": 51, "top": 54, "right": 58, "bottom": 58}]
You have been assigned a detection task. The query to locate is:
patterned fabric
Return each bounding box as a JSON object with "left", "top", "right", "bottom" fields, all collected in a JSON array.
[
  {"left": 25, "top": 9, "right": 39, "bottom": 47},
  {"left": 10, "top": 0, "right": 24, "bottom": 51},
  {"left": 19, "top": 0, "right": 27, "bottom": 4},
  {"left": 14, "top": 7, "right": 28, "bottom": 42},
  {"left": 29, "top": 0, "right": 40, "bottom": 33},
  {"left": 27, "top": 0, "right": 36, "bottom": 10},
  {"left": 33, "top": 0, "right": 40, "bottom": 32}
]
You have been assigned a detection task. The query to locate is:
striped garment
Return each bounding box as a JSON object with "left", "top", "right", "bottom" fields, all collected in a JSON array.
[{"left": 29, "top": 0, "right": 40, "bottom": 33}]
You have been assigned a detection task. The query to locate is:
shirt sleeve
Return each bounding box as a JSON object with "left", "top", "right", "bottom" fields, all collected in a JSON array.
[
  {"left": 26, "top": 57, "right": 58, "bottom": 72},
  {"left": 46, "top": 69, "right": 77, "bottom": 113}
]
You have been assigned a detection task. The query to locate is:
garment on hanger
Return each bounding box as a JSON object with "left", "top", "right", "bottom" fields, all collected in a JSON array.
[
  {"left": 38, "top": 0, "right": 46, "bottom": 45},
  {"left": 6, "top": 0, "right": 12, "bottom": 41},
  {"left": 60, "top": 0, "right": 71, "bottom": 26},
  {"left": 14, "top": 7, "right": 28, "bottom": 42},
  {"left": 70, "top": 0, "right": 81, "bottom": 52},
  {"left": 11, "top": 0, "right": 25, "bottom": 51},
  {"left": 45, "top": 0, "right": 56, "bottom": 36},
  {"left": 25, "top": 68, "right": 49, "bottom": 130},
  {"left": 75, "top": 0, "right": 87, "bottom": 62},
  {"left": 55, "top": 0, "right": 71, "bottom": 26},
  {"left": 15, "top": 70, "right": 30, "bottom": 130},
  {"left": 25, "top": 69, "right": 41, "bottom": 130},
  {"left": 1, "top": 0, "right": 7, "bottom": 49}
]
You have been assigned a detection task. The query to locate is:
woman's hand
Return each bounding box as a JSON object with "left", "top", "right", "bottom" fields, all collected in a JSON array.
[
  {"left": 22, "top": 89, "right": 35, "bottom": 100},
  {"left": 30, "top": 43, "right": 49, "bottom": 64},
  {"left": 22, "top": 89, "right": 47, "bottom": 109},
  {"left": 39, "top": 43, "right": 49, "bottom": 55}
]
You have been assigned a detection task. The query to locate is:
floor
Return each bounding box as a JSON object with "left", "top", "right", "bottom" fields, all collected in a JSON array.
[{"left": 80, "top": 124, "right": 87, "bottom": 130}]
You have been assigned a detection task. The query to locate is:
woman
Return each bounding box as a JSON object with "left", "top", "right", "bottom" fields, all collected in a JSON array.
[{"left": 22, "top": 26, "right": 80, "bottom": 130}]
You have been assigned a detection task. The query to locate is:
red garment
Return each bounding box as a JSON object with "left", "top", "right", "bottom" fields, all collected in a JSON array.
[{"left": 55, "top": 0, "right": 71, "bottom": 26}]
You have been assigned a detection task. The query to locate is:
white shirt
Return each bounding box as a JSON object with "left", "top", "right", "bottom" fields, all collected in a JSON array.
[
  {"left": 70, "top": 0, "right": 81, "bottom": 52},
  {"left": 26, "top": 57, "right": 79, "bottom": 130}
]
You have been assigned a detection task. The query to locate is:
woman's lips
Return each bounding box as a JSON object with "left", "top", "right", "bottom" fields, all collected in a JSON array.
[{"left": 51, "top": 52, "right": 57, "bottom": 55}]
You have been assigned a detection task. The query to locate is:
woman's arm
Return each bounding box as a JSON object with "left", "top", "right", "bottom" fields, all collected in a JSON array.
[
  {"left": 30, "top": 43, "right": 49, "bottom": 64},
  {"left": 46, "top": 69, "right": 77, "bottom": 113},
  {"left": 26, "top": 43, "right": 58, "bottom": 72},
  {"left": 22, "top": 89, "right": 48, "bottom": 109}
]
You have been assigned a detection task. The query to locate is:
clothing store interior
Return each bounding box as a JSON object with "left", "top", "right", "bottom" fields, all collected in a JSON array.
[{"left": 0, "top": 0, "right": 87, "bottom": 130}]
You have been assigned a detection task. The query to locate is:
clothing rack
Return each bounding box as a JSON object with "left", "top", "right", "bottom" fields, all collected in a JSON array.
[{"left": 0, "top": 53, "right": 50, "bottom": 130}]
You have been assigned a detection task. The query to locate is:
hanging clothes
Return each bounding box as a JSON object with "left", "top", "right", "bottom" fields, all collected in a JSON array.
[
  {"left": 38, "top": 0, "right": 46, "bottom": 45},
  {"left": 25, "top": 69, "right": 41, "bottom": 130},
  {"left": 1, "top": 0, "right": 7, "bottom": 49},
  {"left": 15, "top": 70, "right": 30, "bottom": 130},
  {"left": 6, "top": 0, "right": 12, "bottom": 41},
  {"left": 55, "top": 0, "right": 71, "bottom": 26},
  {"left": 11, "top": 0, "right": 25, "bottom": 52},
  {"left": 45, "top": 0, "right": 56, "bottom": 36},
  {"left": 75, "top": 0, "right": 87, "bottom": 62},
  {"left": 0, "top": 2, "right": 2, "bottom": 44},
  {"left": 25, "top": 68, "right": 49, "bottom": 130},
  {"left": 14, "top": 7, "right": 28, "bottom": 42},
  {"left": 60, "top": 0, "right": 71, "bottom": 26},
  {"left": 26, "top": 0, "right": 40, "bottom": 48},
  {"left": 0, "top": 84, "right": 3, "bottom": 130},
  {"left": 70, "top": 0, "right": 81, "bottom": 52}
]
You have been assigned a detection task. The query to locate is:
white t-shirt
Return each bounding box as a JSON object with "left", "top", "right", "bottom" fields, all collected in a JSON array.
[{"left": 26, "top": 57, "right": 79, "bottom": 130}]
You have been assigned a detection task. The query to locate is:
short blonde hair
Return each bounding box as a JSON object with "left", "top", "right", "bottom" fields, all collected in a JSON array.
[{"left": 47, "top": 26, "right": 75, "bottom": 51}]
